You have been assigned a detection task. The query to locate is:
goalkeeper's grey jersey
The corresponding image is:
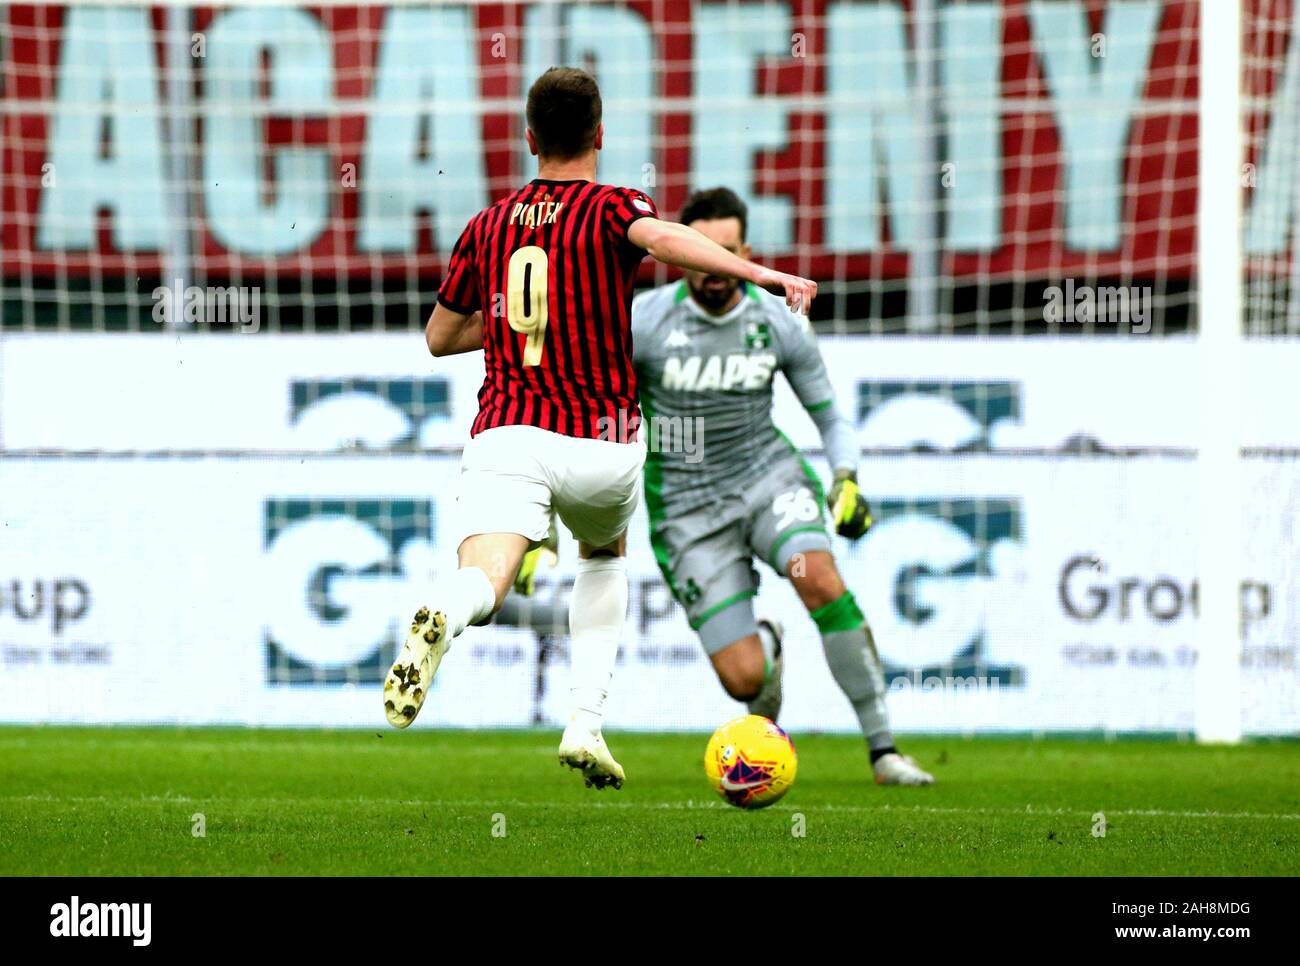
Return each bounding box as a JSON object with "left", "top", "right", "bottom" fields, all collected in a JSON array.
[{"left": 632, "top": 280, "right": 848, "bottom": 516}]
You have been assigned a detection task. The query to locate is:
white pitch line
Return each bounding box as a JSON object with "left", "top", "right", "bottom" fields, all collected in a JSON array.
[
  {"left": 3, "top": 794, "right": 1298, "bottom": 823},
  {"left": 835, "top": 802, "right": 1300, "bottom": 822}
]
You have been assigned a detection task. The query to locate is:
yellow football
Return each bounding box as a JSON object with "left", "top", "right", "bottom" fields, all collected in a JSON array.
[{"left": 704, "top": 714, "right": 798, "bottom": 809}]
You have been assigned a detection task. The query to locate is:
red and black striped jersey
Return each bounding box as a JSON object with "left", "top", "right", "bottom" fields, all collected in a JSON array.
[{"left": 437, "top": 179, "right": 659, "bottom": 441}]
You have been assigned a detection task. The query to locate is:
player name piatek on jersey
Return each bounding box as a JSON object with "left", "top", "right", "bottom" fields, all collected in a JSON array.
[{"left": 437, "top": 179, "right": 659, "bottom": 442}]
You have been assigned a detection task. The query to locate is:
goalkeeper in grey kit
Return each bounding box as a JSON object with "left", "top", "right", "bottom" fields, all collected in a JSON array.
[{"left": 631, "top": 187, "right": 933, "bottom": 785}]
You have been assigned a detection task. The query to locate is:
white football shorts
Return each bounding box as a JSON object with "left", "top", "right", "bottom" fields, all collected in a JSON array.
[{"left": 454, "top": 425, "right": 646, "bottom": 549}]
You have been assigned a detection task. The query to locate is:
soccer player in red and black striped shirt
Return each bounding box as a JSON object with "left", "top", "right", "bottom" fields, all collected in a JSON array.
[
  {"left": 384, "top": 68, "right": 816, "bottom": 790},
  {"left": 436, "top": 176, "right": 652, "bottom": 441}
]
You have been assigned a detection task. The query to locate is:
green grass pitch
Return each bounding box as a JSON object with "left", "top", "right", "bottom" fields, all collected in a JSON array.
[{"left": 0, "top": 726, "right": 1296, "bottom": 876}]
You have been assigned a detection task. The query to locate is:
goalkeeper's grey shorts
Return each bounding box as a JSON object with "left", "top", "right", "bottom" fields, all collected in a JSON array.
[{"left": 649, "top": 456, "right": 831, "bottom": 654}]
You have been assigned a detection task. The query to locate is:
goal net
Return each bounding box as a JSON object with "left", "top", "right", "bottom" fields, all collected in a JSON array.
[{"left": 0, "top": 0, "right": 1295, "bottom": 738}]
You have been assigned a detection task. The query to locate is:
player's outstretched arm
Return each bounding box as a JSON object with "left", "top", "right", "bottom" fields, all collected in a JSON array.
[
  {"left": 627, "top": 218, "right": 817, "bottom": 314},
  {"left": 425, "top": 303, "right": 485, "bottom": 357}
]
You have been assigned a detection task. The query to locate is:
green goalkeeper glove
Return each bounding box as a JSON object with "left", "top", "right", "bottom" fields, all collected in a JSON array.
[
  {"left": 513, "top": 517, "right": 559, "bottom": 597},
  {"left": 827, "top": 469, "right": 872, "bottom": 540}
]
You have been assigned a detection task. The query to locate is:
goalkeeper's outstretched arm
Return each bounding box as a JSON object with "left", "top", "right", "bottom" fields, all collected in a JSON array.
[{"left": 627, "top": 217, "right": 817, "bottom": 314}]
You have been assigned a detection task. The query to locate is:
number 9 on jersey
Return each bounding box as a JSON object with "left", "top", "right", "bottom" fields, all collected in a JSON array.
[{"left": 507, "top": 245, "right": 549, "bottom": 366}]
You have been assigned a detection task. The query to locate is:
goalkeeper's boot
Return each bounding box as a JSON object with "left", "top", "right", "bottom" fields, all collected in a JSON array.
[
  {"left": 873, "top": 752, "right": 935, "bottom": 786},
  {"left": 558, "top": 719, "right": 626, "bottom": 790},
  {"left": 747, "top": 618, "right": 785, "bottom": 722},
  {"left": 383, "top": 607, "right": 448, "bottom": 728}
]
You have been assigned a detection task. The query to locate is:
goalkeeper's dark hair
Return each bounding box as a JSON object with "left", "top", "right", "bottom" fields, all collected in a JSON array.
[
  {"left": 680, "top": 187, "right": 749, "bottom": 240},
  {"left": 526, "top": 67, "right": 602, "bottom": 160}
]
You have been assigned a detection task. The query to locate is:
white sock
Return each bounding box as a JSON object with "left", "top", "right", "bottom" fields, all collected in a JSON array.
[
  {"left": 440, "top": 566, "right": 497, "bottom": 638},
  {"left": 567, "top": 556, "right": 628, "bottom": 735}
]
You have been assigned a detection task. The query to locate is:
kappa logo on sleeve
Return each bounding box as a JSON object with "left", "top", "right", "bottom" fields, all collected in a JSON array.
[
  {"left": 263, "top": 499, "right": 434, "bottom": 686},
  {"left": 856, "top": 380, "right": 1021, "bottom": 451},
  {"left": 290, "top": 377, "right": 451, "bottom": 450}
]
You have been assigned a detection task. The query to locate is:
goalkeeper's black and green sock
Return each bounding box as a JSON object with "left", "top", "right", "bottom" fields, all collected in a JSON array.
[{"left": 813, "top": 591, "right": 895, "bottom": 754}]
